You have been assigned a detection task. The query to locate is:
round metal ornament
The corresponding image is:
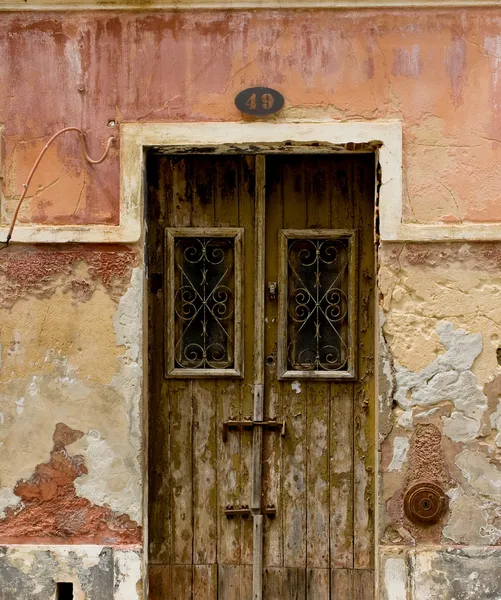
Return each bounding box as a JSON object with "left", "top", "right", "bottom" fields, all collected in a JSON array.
[{"left": 403, "top": 481, "right": 447, "bottom": 526}]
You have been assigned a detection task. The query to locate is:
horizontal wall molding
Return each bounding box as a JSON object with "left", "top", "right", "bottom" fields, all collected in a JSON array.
[
  {"left": 1, "top": 0, "right": 501, "bottom": 10},
  {"left": 3, "top": 120, "right": 501, "bottom": 243}
]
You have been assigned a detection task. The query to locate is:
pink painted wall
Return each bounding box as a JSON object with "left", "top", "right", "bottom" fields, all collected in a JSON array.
[{"left": 2, "top": 9, "right": 501, "bottom": 226}]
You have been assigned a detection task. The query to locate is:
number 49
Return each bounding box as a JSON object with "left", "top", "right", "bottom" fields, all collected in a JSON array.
[{"left": 245, "top": 92, "right": 275, "bottom": 111}]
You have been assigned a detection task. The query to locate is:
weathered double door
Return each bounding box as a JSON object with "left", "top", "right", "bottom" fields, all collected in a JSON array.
[{"left": 148, "top": 151, "right": 375, "bottom": 599}]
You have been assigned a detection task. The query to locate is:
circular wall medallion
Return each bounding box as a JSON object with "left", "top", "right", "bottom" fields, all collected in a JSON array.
[{"left": 403, "top": 481, "right": 447, "bottom": 525}]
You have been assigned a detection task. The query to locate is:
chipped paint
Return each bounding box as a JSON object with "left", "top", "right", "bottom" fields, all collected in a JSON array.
[
  {"left": 393, "top": 320, "right": 487, "bottom": 442},
  {"left": 384, "top": 556, "right": 407, "bottom": 600},
  {"left": 388, "top": 437, "right": 409, "bottom": 472},
  {"left": 379, "top": 242, "right": 501, "bottom": 596},
  {"left": 0, "top": 255, "right": 142, "bottom": 536},
  {"left": 70, "top": 267, "right": 143, "bottom": 524},
  {"left": 0, "top": 545, "right": 141, "bottom": 600}
]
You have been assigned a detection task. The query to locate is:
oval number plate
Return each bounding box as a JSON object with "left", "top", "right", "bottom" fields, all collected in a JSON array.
[{"left": 235, "top": 87, "right": 284, "bottom": 116}]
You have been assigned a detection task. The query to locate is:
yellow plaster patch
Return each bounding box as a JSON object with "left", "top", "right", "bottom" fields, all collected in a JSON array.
[
  {"left": 0, "top": 286, "right": 120, "bottom": 385},
  {"left": 381, "top": 247, "right": 501, "bottom": 384}
]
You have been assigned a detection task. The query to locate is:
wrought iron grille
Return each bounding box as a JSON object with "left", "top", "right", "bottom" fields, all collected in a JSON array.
[
  {"left": 173, "top": 236, "right": 236, "bottom": 370},
  {"left": 286, "top": 237, "right": 350, "bottom": 373}
]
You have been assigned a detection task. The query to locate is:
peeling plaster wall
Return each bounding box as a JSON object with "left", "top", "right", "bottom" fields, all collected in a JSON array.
[
  {"left": 3, "top": 7, "right": 501, "bottom": 600},
  {"left": 0, "top": 545, "right": 142, "bottom": 600},
  {"left": 379, "top": 243, "right": 501, "bottom": 598},
  {"left": 0, "top": 247, "right": 143, "bottom": 597}
]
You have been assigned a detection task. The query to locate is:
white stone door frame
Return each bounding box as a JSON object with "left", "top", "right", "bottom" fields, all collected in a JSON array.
[
  {"left": 122, "top": 120, "right": 403, "bottom": 242},
  {"left": 136, "top": 120, "right": 401, "bottom": 599}
]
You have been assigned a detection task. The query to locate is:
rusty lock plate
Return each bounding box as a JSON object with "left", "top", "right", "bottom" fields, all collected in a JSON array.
[{"left": 404, "top": 481, "right": 447, "bottom": 525}]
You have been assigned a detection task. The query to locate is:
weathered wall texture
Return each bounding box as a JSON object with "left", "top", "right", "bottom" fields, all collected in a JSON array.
[
  {"left": 2, "top": 10, "right": 501, "bottom": 226},
  {"left": 2, "top": 7, "right": 501, "bottom": 600},
  {"left": 0, "top": 246, "right": 143, "bottom": 597},
  {"left": 379, "top": 244, "right": 501, "bottom": 598}
]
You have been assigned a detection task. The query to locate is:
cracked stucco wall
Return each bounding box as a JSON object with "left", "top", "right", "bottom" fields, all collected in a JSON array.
[
  {"left": 0, "top": 247, "right": 143, "bottom": 598},
  {"left": 379, "top": 243, "right": 501, "bottom": 598},
  {"left": 3, "top": 11, "right": 501, "bottom": 228}
]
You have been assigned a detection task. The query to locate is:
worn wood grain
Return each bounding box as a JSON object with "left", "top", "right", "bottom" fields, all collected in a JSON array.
[
  {"left": 215, "top": 159, "right": 242, "bottom": 567},
  {"left": 353, "top": 569, "right": 375, "bottom": 600},
  {"left": 285, "top": 567, "right": 306, "bottom": 600},
  {"left": 306, "top": 568, "right": 330, "bottom": 600},
  {"left": 149, "top": 564, "right": 170, "bottom": 598},
  {"left": 148, "top": 156, "right": 172, "bottom": 566},
  {"left": 241, "top": 565, "right": 254, "bottom": 600},
  {"left": 252, "top": 155, "right": 267, "bottom": 600},
  {"left": 305, "top": 160, "right": 331, "bottom": 573},
  {"left": 194, "top": 564, "right": 218, "bottom": 600},
  {"left": 262, "top": 156, "right": 284, "bottom": 572},
  {"left": 170, "top": 565, "right": 193, "bottom": 600},
  {"left": 172, "top": 157, "right": 191, "bottom": 226},
  {"left": 263, "top": 567, "right": 285, "bottom": 598},
  {"left": 169, "top": 379, "right": 194, "bottom": 565},
  {"left": 279, "top": 157, "right": 308, "bottom": 571},
  {"left": 240, "top": 156, "right": 257, "bottom": 567},
  {"left": 330, "top": 384, "right": 354, "bottom": 569},
  {"left": 331, "top": 568, "right": 354, "bottom": 599},
  {"left": 306, "top": 384, "right": 330, "bottom": 568},
  {"left": 217, "top": 380, "right": 241, "bottom": 565},
  {"left": 353, "top": 156, "right": 376, "bottom": 571},
  {"left": 219, "top": 565, "right": 241, "bottom": 600},
  {"left": 193, "top": 380, "right": 217, "bottom": 564},
  {"left": 329, "top": 157, "right": 356, "bottom": 571}
]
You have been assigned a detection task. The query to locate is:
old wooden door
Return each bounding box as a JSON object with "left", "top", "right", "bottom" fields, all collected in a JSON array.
[{"left": 148, "top": 152, "right": 375, "bottom": 600}]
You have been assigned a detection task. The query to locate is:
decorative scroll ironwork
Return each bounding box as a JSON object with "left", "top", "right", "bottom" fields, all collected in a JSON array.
[
  {"left": 173, "top": 236, "right": 236, "bottom": 370},
  {"left": 286, "top": 236, "right": 352, "bottom": 374}
]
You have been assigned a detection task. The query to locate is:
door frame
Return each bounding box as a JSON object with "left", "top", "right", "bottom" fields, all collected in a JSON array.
[{"left": 133, "top": 120, "right": 402, "bottom": 599}]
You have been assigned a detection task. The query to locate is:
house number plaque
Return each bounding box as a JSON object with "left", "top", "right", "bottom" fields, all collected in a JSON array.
[{"left": 235, "top": 87, "right": 284, "bottom": 116}]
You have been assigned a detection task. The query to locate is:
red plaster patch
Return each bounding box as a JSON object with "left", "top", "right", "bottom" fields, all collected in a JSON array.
[
  {"left": 0, "top": 245, "right": 138, "bottom": 308},
  {"left": 0, "top": 423, "right": 141, "bottom": 545}
]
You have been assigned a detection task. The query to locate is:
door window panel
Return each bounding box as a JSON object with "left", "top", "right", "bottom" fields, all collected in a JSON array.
[
  {"left": 278, "top": 229, "right": 357, "bottom": 379},
  {"left": 165, "top": 227, "right": 244, "bottom": 377}
]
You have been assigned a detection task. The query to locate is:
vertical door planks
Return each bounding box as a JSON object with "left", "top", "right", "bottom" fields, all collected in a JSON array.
[
  {"left": 148, "top": 156, "right": 172, "bottom": 567},
  {"left": 331, "top": 568, "right": 354, "bottom": 599},
  {"left": 191, "top": 157, "right": 218, "bottom": 571},
  {"left": 262, "top": 156, "right": 285, "bottom": 578},
  {"left": 353, "top": 156, "right": 376, "bottom": 572},
  {"left": 329, "top": 157, "right": 356, "bottom": 573},
  {"left": 240, "top": 156, "right": 257, "bottom": 570},
  {"left": 329, "top": 383, "right": 355, "bottom": 570},
  {"left": 354, "top": 569, "right": 375, "bottom": 600},
  {"left": 305, "top": 159, "right": 332, "bottom": 595},
  {"left": 215, "top": 159, "right": 242, "bottom": 573},
  {"left": 279, "top": 157, "right": 308, "bottom": 579},
  {"left": 194, "top": 564, "right": 218, "bottom": 600},
  {"left": 148, "top": 152, "right": 375, "bottom": 600}
]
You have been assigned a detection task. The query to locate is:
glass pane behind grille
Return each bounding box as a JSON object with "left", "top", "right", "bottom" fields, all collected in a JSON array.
[
  {"left": 174, "top": 237, "right": 235, "bottom": 369},
  {"left": 287, "top": 237, "right": 349, "bottom": 372}
]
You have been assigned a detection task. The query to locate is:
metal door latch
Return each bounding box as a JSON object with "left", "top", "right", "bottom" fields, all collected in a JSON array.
[
  {"left": 224, "top": 504, "right": 276, "bottom": 519},
  {"left": 224, "top": 505, "right": 251, "bottom": 519},
  {"left": 222, "top": 419, "right": 286, "bottom": 442},
  {"left": 267, "top": 281, "right": 277, "bottom": 300}
]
